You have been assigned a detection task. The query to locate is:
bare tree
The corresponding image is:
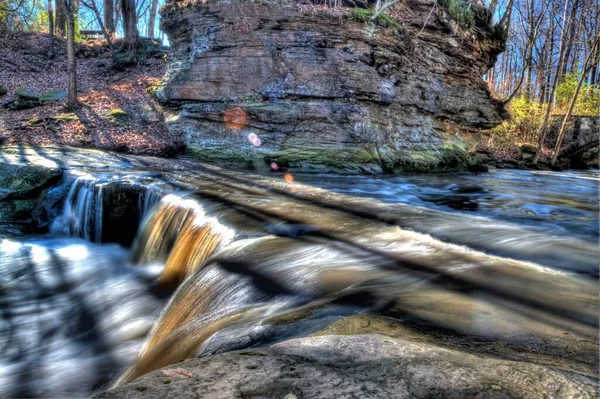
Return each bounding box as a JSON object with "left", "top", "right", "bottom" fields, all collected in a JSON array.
[
  {"left": 550, "top": 34, "right": 600, "bottom": 165},
  {"left": 104, "top": 0, "right": 114, "bottom": 34},
  {"left": 55, "top": 0, "right": 65, "bottom": 35},
  {"left": 47, "top": 0, "right": 54, "bottom": 35},
  {"left": 148, "top": 0, "right": 158, "bottom": 39},
  {"left": 120, "top": 0, "right": 139, "bottom": 49},
  {"left": 503, "top": 0, "right": 550, "bottom": 104},
  {"left": 58, "top": 0, "right": 78, "bottom": 109}
]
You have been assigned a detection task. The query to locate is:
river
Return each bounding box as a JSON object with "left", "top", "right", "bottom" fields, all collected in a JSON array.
[{"left": 1, "top": 167, "right": 598, "bottom": 397}]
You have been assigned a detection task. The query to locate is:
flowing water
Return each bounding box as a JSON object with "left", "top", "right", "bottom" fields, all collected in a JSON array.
[{"left": 1, "top": 167, "right": 598, "bottom": 397}]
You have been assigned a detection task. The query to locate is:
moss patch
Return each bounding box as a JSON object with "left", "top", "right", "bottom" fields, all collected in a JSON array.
[
  {"left": 347, "top": 8, "right": 403, "bottom": 30},
  {"left": 110, "top": 108, "right": 128, "bottom": 117},
  {"left": 438, "top": 0, "right": 475, "bottom": 28}
]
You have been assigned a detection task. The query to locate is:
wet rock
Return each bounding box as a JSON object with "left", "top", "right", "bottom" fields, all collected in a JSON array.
[
  {"left": 95, "top": 335, "right": 597, "bottom": 399},
  {"left": 158, "top": 0, "right": 506, "bottom": 173},
  {"left": 0, "top": 163, "right": 62, "bottom": 200},
  {"left": 0, "top": 163, "right": 62, "bottom": 224},
  {"left": 468, "top": 163, "right": 489, "bottom": 173}
]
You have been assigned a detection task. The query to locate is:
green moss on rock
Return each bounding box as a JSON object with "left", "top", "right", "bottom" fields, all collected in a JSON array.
[
  {"left": 15, "top": 87, "right": 39, "bottom": 100},
  {"left": 347, "top": 8, "right": 403, "bottom": 30},
  {"left": 39, "top": 89, "right": 67, "bottom": 102}
]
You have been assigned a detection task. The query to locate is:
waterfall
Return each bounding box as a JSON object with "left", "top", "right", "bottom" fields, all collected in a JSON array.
[
  {"left": 52, "top": 176, "right": 166, "bottom": 245},
  {"left": 131, "top": 194, "right": 235, "bottom": 287},
  {"left": 52, "top": 175, "right": 104, "bottom": 242}
]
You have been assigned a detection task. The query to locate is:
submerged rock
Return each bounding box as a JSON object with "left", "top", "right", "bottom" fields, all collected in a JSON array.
[
  {"left": 158, "top": 0, "right": 505, "bottom": 173},
  {"left": 95, "top": 335, "right": 597, "bottom": 398}
]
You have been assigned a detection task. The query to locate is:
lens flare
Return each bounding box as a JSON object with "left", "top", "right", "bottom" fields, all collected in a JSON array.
[
  {"left": 223, "top": 107, "right": 247, "bottom": 131},
  {"left": 284, "top": 173, "right": 294, "bottom": 183},
  {"left": 270, "top": 162, "right": 279, "bottom": 171}
]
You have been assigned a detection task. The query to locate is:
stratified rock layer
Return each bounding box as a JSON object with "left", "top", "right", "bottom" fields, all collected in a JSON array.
[
  {"left": 96, "top": 334, "right": 598, "bottom": 398},
  {"left": 158, "top": 0, "right": 505, "bottom": 172}
]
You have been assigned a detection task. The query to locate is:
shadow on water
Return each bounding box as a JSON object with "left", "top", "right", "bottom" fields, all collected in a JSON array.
[
  {"left": 168, "top": 167, "right": 599, "bottom": 274},
  {"left": 0, "top": 238, "right": 165, "bottom": 398},
  {"left": 2, "top": 166, "right": 598, "bottom": 396},
  {"left": 0, "top": 246, "right": 119, "bottom": 397},
  {"left": 189, "top": 189, "right": 597, "bottom": 329}
]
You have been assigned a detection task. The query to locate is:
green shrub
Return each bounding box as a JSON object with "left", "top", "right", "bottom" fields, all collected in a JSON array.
[
  {"left": 487, "top": 96, "right": 544, "bottom": 146},
  {"left": 347, "top": 8, "right": 402, "bottom": 30},
  {"left": 556, "top": 72, "right": 600, "bottom": 116},
  {"left": 438, "top": 0, "right": 475, "bottom": 28}
]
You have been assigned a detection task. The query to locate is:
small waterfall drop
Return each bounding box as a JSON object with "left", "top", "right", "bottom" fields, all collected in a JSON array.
[
  {"left": 52, "top": 175, "right": 105, "bottom": 242},
  {"left": 52, "top": 175, "right": 166, "bottom": 246},
  {"left": 131, "top": 194, "right": 235, "bottom": 287}
]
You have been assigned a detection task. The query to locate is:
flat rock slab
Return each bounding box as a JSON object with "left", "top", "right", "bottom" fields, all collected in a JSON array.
[
  {"left": 96, "top": 334, "right": 597, "bottom": 399},
  {"left": 0, "top": 146, "right": 134, "bottom": 170}
]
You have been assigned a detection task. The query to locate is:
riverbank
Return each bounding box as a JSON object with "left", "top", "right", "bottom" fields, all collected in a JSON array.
[{"left": 0, "top": 31, "right": 182, "bottom": 157}]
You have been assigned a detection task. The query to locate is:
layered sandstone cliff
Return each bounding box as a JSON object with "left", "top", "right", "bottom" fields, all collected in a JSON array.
[{"left": 158, "top": 0, "right": 506, "bottom": 173}]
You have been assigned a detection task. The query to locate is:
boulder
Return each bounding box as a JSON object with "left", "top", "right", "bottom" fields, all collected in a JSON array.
[
  {"left": 95, "top": 335, "right": 597, "bottom": 399},
  {"left": 157, "top": 0, "right": 506, "bottom": 173},
  {"left": 0, "top": 162, "right": 62, "bottom": 224},
  {"left": 5, "top": 88, "right": 67, "bottom": 110},
  {"left": 39, "top": 89, "right": 68, "bottom": 102}
]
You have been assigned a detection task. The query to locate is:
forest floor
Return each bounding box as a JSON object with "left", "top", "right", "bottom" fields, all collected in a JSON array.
[{"left": 0, "top": 31, "right": 183, "bottom": 156}]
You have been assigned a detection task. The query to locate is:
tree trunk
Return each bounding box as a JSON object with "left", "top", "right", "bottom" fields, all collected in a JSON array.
[
  {"left": 559, "top": 0, "right": 581, "bottom": 80},
  {"left": 550, "top": 36, "right": 600, "bottom": 165},
  {"left": 48, "top": 0, "right": 55, "bottom": 58},
  {"left": 48, "top": 0, "right": 55, "bottom": 35},
  {"left": 59, "top": 0, "right": 78, "bottom": 109},
  {"left": 55, "top": 0, "right": 66, "bottom": 35},
  {"left": 532, "top": 0, "right": 571, "bottom": 164},
  {"left": 120, "top": 0, "right": 139, "bottom": 50},
  {"left": 148, "top": 0, "right": 159, "bottom": 39},
  {"left": 81, "top": 0, "right": 116, "bottom": 61},
  {"left": 104, "top": 0, "right": 115, "bottom": 34}
]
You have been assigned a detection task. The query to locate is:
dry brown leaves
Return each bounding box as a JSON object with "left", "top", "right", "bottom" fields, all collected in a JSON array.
[{"left": 0, "top": 32, "right": 181, "bottom": 156}]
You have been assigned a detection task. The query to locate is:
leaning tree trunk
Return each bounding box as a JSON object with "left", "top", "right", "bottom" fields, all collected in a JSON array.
[
  {"left": 104, "top": 0, "right": 115, "bottom": 34},
  {"left": 550, "top": 36, "right": 600, "bottom": 165},
  {"left": 59, "top": 0, "right": 78, "bottom": 109},
  {"left": 148, "top": 0, "right": 159, "bottom": 39},
  {"left": 120, "top": 0, "right": 139, "bottom": 50}
]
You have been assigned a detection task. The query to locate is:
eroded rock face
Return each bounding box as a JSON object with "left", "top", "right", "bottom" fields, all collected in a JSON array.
[
  {"left": 95, "top": 335, "right": 598, "bottom": 398},
  {"left": 158, "top": 0, "right": 505, "bottom": 172}
]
